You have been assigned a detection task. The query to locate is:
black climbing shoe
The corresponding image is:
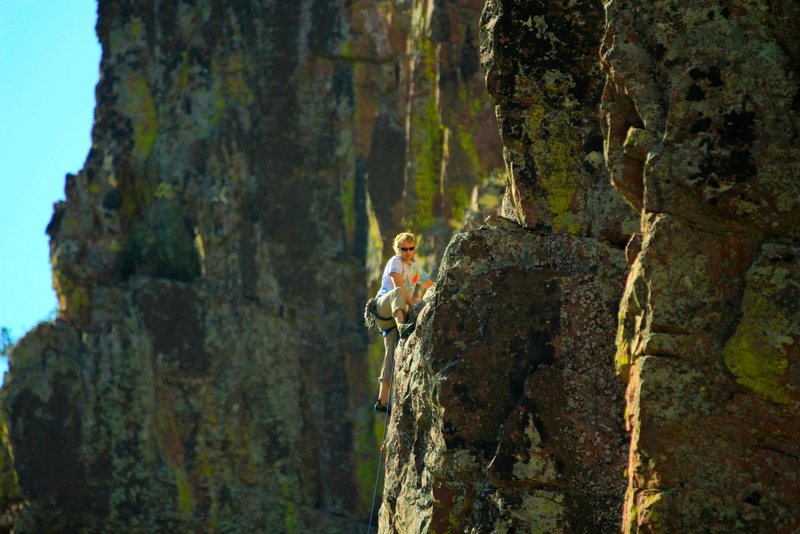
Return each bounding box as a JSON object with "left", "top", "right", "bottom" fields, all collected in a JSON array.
[
  {"left": 375, "top": 400, "right": 390, "bottom": 414},
  {"left": 398, "top": 322, "right": 416, "bottom": 339}
]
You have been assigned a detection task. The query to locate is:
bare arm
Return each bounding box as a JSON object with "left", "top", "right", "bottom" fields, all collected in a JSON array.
[{"left": 412, "top": 278, "right": 434, "bottom": 304}]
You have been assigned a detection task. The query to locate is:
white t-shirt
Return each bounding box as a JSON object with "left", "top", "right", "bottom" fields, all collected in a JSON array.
[{"left": 377, "top": 256, "right": 430, "bottom": 297}]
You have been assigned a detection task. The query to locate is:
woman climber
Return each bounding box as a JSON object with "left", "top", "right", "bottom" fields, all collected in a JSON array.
[{"left": 371, "top": 232, "right": 434, "bottom": 412}]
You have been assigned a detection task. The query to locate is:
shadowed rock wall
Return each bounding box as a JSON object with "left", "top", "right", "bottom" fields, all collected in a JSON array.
[
  {"left": 364, "top": 0, "right": 506, "bottom": 274},
  {"left": 1, "top": 0, "right": 501, "bottom": 532},
  {"left": 603, "top": 1, "right": 800, "bottom": 531}
]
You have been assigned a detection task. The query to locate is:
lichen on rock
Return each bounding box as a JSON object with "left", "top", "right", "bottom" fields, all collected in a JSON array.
[{"left": 602, "top": 0, "right": 800, "bottom": 531}]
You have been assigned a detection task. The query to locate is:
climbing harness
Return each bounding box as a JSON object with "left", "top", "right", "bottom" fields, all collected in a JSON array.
[
  {"left": 364, "top": 297, "right": 396, "bottom": 333},
  {"left": 366, "top": 335, "right": 398, "bottom": 534}
]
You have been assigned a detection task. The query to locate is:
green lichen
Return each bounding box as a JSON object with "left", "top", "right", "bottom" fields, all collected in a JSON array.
[
  {"left": 0, "top": 415, "right": 22, "bottom": 503},
  {"left": 366, "top": 194, "right": 384, "bottom": 285},
  {"left": 154, "top": 182, "right": 175, "bottom": 200},
  {"left": 615, "top": 268, "right": 648, "bottom": 379},
  {"left": 615, "top": 320, "right": 632, "bottom": 378},
  {"left": 51, "top": 267, "right": 90, "bottom": 317},
  {"left": 178, "top": 50, "right": 190, "bottom": 90},
  {"left": 108, "top": 16, "right": 144, "bottom": 53},
  {"left": 354, "top": 409, "right": 380, "bottom": 509},
  {"left": 458, "top": 85, "right": 486, "bottom": 120},
  {"left": 635, "top": 491, "right": 662, "bottom": 531},
  {"left": 124, "top": 73, "right": 159, "bottom": 160},
  {"left": 457, "top": 124, "right": 481, "bottom": 173},
  {"left": 224, "top": 54, "right": 254, "bottom": 104},
  {"left": 450, "top": 125, "right": 482, "bottom": 225},
  {"left": 238, "top": 424, "right": 257, "bottom": 484},
  {"left": 448, "top": 186, "right": 471, "bottom": 228},
  {"left": 280, "top": 480, "right": 298, "bottom": 534},
  {"left": 213, "top": 83, "right": 227, "bottom": 123},
  {"left": 407, "top": 38, "right": 444, "bottom": 232},
  {"left": 723, "top": 279, "right": 792, "bottom": 404},
  {"left": 341, "top": 171, "right": 356, "bottom": 246},
  {"left": 525, "top": 103, "right": 584, "bottom": 235},
  {"left": 510, "top": 491, "right": 564, "bottom": 532},
  {"left": 352, "top": 330, "right": 406, "bottom": 517},
  {"left": 130, "top": 16, "right": 143, "bottom": 39},
  {"left": 624, "top": 485, "right": 638, "bottom": 533},
  {"left": 212, "top": 53, "right": 255, "bottom": 122},
  {"left": 175, "top": 468, "right": 195, "bottom": 514}
]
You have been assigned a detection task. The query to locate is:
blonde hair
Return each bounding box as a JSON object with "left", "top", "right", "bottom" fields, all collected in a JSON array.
[{"left": 393, "top": 232, "right": 416, "bottom": 249}]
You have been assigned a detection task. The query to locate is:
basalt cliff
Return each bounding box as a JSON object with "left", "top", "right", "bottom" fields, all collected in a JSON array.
[{"left": 2, "top": 0, "right": 799, "bottom": 533}]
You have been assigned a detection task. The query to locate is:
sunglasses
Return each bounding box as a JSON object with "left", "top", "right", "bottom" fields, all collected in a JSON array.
[{"left": 399, "top": 246, "right": 415, "bottom": 252}]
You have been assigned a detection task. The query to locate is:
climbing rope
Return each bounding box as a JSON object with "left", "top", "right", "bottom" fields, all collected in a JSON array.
[{"left": 366, "top": 335, "right": 398, "bottom": 534}]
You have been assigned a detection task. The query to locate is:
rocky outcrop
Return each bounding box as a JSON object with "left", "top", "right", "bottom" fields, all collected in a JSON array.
[
  {"left": 481, "top": 0, "right": 636, "bottom": 243},
  {"left": 7, "top": 1, "right": 370, "bottom": 530},
  {"left": 379, "top": 0, "right": 638, "bottom": 531},
  {"left": 1, "top": 0, "right": 501, "bottom": 532},
  {"left": 380, "top": 222, "right": 630, "bottom": 532},
  {"left": 603, "top": 1, "right": 800, "bottom": 531}
]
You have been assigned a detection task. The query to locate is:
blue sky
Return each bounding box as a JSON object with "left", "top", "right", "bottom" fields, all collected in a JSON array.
[{"left": 0, "top": 1, "right": 100, "bottom": 353}]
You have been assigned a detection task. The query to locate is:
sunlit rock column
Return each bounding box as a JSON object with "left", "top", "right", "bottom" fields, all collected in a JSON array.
[{"left": 602, "top": 0, "right": 800, "bottom": 530}]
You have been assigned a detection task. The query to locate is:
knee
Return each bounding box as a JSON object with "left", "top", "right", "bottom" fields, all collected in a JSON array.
[
  {"left": 388, "top": 287, "right": 409, "bottom": 311},
  {"left": 387, "top": 287, "right": 404, "bottom": 299}
]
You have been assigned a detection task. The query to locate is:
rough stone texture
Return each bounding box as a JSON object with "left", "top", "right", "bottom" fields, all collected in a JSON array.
[
  {"left": 378, "top": 0, "right": 637, "bottom": 531},
  {"left": 380, "top": 223, "right": 629, "bottom": 532},
  {"left": 1, "top": 1, "right": 501, "bottom": 532},
  {"left": 7, "top": 2, "right": 368, "bottom": 527},
  {"left": 602, "top": 0, "right": 800, "bottom": 531},
  {"left": 480, "top": 0, "right": 637, "bottom": 243},
  {"left": 7, "top": 0, "right": 796, "bottom": 531}
]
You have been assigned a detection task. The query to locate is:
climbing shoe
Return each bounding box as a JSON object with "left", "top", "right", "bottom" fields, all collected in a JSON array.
[
  {"left": 398, "top": 322, "right": 416, "bottom": 339},
  {"left": 375, "top": 400, "right": 390, "bottom": 413}
]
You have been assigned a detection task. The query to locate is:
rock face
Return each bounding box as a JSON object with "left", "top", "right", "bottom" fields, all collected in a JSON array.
[
  {"left": 379, "top": 0, "right": 637, "bottom": 531},
  {"left": 603, "top": 1, "right": 800, "bottom": 531},
  {"left": 5, "top": 0, "right": 798, "bottom": 531},
  {"left": 381, "top": 224, "right": 630, "bottom": 532},
  {"left": 380, "top": 0, "right": 800, "bottom": 532},
  {"left": 1, "top": 1, "right": 501, "bottom": 532}
]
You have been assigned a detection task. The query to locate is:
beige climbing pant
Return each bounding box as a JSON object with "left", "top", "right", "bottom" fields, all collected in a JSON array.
[{"left": 375, "top": 287, "right": 407, "bottom": 382}]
